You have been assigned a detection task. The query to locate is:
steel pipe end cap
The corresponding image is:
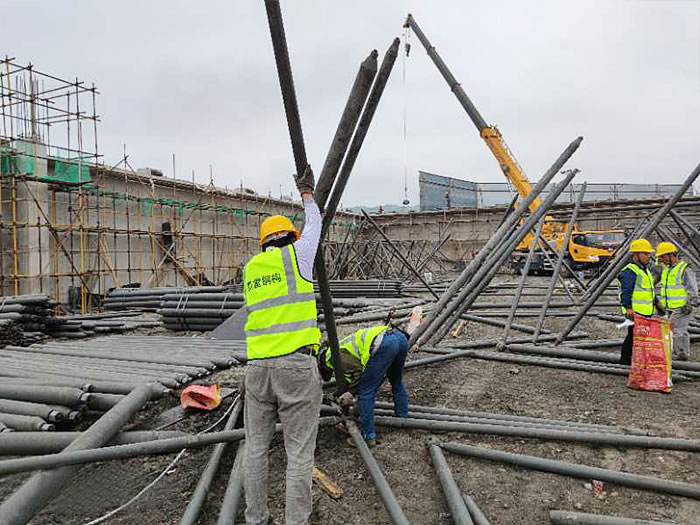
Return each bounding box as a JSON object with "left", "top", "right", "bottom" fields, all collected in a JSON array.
[
  {"left": 48, "top": 410, "right": 64, "bottom": 423},
  {"left": 40, "top": 423, "right": 55, "bottom": 432},
  {"left": 79, "top": 393, "right": 93, "bottom": 404}
]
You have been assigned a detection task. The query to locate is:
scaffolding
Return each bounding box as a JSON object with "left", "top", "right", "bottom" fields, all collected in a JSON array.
[{"left": 0, "top": 58, "right": 356, "bottom": 312}]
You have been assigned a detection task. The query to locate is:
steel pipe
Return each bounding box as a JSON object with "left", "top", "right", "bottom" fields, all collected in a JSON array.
[
  {"left": 0, "top": 431, "right": 188, "bottom": 456},
  {"left": 315, "top": 51, "right": 378, "bottom": 204},
  {"left": 346, "top": 419, "right": 409, "bottom": 525},
  {"left": 373, "top": 401, "right": 641, "bottom": 434},
  {"left": 0, "top": 412, "right": 53, "bottom": 432},
  {"left": 428, "top": 441, "right": 473, "bottom": 525},
  {"left": 0, "top": 417, "right": 340, "bottom": 476},
  {"left": 375, "top": 415, "right": 700, "bottom": 451},
  {"left": 502, "top": 217, "right": 545, "bottom": 343},
  {"left": 180, "top": 398, "right": 243, "bottom": 525},
  {"left": 410, "top": 137, "right": 582, "bottom": 347},
  {"left": 534, "top": 181, "right": 586, "bottom": 341},
  {"left": 216, "top": 440, "right": 246, "bottom": 525},
  {"left": 429, "top": 171, "right": 579, "bottom": 345},
  {"left": 0, "top": 384, "right": 152, "bottom": 524},
  {"left": 549, "top": 509, "right": 676, "bottom": 525},
  {"left": 556, "top": 162, "right": 700, "bottom": 344},
  {"left": 462, "top": 493, "right": 491, "bottom": 525},
  {"left": 440, "top": 442, "right": 700, "bottom": 501}
]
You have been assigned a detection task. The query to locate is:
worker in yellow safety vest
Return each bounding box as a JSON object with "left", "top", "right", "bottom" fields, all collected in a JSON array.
[
  {"left": 242, "top": 165, "right": 322, "bottom": 525},
  {"left": 617, "top": 238, "right": 656, "bottom": 365},
  {"left": 318, "top": 324, "right": 410, "bottom": 448},
  {"left": 656, "top": 241, "right": 699, "bottom": 361}
]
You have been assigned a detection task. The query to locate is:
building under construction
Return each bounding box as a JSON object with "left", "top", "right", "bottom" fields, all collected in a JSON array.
[{"left": 1, "top": 6, "right": 700, "bottom": 525}]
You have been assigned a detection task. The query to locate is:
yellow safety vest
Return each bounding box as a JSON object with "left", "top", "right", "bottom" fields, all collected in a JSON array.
[
  {"left": 324, "top": 325, "right": 388, "bottom": 387},
  {"left": 243, "top": 244, "right": 320, "bottom": 360},
  {"left": 660, "top": 261, "right": 689, "bottom": 310},
  {"left": 619, "top": 262, "right": 655, "bottom": 316}
]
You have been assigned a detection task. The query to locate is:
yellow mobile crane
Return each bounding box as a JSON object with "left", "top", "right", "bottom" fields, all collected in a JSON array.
[{"left": 404, "top": 14, "right": 624, "bottom": 273}]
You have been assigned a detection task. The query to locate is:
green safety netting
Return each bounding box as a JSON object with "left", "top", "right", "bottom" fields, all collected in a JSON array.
[
  {"left": 0, "top": 147, "right": 356, "bottom": 229},
  {"left": 0, "top": 148, "right": 91, "bottom": 184}
]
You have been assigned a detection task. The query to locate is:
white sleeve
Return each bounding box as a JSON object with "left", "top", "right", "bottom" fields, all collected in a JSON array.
[{"left": 294, "top": 199, "right": 321, "bottom": 281}]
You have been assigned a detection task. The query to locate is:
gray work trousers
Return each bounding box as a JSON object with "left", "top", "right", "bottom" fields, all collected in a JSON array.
[
  {"left": 243, "top": 352, "right": 323, "bottom": 525},
  {"left": 670, "top": 310, "right": 691, "bottom": 361}
]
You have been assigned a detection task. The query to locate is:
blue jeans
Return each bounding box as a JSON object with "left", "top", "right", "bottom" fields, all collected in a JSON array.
[{"left": 357, "top": 330, "right": 409, "bottom": 439}]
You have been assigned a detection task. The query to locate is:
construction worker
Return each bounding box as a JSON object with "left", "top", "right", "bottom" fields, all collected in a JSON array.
[
  {"left": 242, "top": 165, "right": 321, "bottom": 525},
  {"left": 657, "top": 241, "right": 698, "bottom": 361},
  {"left": 317, "top": 324, "right": 409, "bottom": 447},
  {"left": 618, "top": 238, "right": 656, "bottom": 366}
]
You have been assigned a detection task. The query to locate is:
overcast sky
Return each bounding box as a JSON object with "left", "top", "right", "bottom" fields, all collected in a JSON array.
[{"left": 2, "top": 1, "right": 699, "bottom": 206}]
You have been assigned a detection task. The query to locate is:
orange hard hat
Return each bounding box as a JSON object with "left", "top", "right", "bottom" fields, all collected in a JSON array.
[
  {"left": 180, "top": 384, "right": 221, "bottom": 411},
  {"left": 259, "top": 215, "right": 299, "bottom": 246}
]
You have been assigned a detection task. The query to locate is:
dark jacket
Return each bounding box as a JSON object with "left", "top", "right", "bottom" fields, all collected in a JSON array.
[{"left": 618, "top": 266, "right": 638, "bottom": 311}]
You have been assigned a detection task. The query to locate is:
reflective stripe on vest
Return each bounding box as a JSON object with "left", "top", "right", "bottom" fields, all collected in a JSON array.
[
  {"left": 325, "top": 325, "right": 389, "bottom": 384},
  {"left": 244, "top": 244, "right": 320, "bottom": 360},
  {"left": 660, "top": 261, "right": 689, "bottom": 310},
  {"left": 619, "top": 262, "right": 655, "bottom": 316}
]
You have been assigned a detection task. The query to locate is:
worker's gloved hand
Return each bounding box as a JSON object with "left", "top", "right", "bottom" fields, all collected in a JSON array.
[
  {"left": 625, "top": 310, "right": 635, "bottom": 321},
  {"left": 294, "top": 164, "right": 315, "bottom": 195},
  {"left": 337, "top": 391, "right": 355, "bottom": 409},
  {"left": 656, "top": 304, "right": 667, "bottom": 317},
  {"left": 680, "top": 304, "right": 694, "bottom": 316}
]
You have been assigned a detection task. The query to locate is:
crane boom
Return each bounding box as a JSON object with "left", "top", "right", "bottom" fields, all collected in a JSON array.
[{"left": 404, "top": 14, "right": 542, "bottom": 213}]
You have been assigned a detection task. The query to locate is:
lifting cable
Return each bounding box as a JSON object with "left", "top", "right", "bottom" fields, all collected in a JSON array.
[{"left": 401, "top": 24, "right": 411, "bottom": 207}]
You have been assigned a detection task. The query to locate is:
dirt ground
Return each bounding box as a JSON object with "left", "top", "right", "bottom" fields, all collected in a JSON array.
[{"left": 4, "top": 278, "right": 700, "bottom": 524}]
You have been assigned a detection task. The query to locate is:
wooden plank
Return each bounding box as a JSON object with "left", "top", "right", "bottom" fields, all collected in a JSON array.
[{"left": 312, "top": 465, "right": 343, "bottom": 500}]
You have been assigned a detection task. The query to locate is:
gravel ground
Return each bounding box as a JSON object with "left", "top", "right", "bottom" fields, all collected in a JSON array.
[{"left": 4, "top": 277, "right": 700, "bottom": 524}]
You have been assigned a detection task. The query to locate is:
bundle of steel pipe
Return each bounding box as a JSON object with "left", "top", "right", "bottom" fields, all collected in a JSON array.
[
  {"left": 104, "top": 286, "right": 228, "bottom": 311},
  {"left": 160, "top": 290, "right": 413, "bottom": 331},
  {"left": 314, "top": 279, "right": 404, "bottom": 298},
  {"left": 0, "top": 336, "right": 243, "bottom": 432}
]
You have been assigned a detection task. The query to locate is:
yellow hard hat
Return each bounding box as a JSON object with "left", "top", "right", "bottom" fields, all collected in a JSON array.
[
  {"left": 629, "top": 238, "right": 653, "bottom": 253},
  {"left": 259, "top": 215, "right": 299, "bottom": 246},
  {"left": 656, "top": 241, "right": 678, "bottom": 257}
]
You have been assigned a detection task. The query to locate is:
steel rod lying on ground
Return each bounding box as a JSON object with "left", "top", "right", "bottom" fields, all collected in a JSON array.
[
  {"left": 374, "top": 416, "right": 700, "bottom": 452},
  {"left": 440, "top": 441, "right": 700, "bottom": 501},
  {"left": 0, "top": 417, "right": 340, "bottom": 476},
  {"left": 462, "top": 493, "right": 491, "bottom": 525},
  {"left": 216, "top": 440, "right": 246, "bottom": 525},
  {"left": 0, "top": 431, "right": 188, "bottom": 456},
  {"left": 373, "top": 401, "right": 643, "bottom": 434},
  {"left": 548, "top": 509, "right": 676, "bottom": 525},
  {"left": 428, "top": 441, "right": 474, "bottom": 525},
  {"left": 180, "top": 398, "right": 243, "bottom": 525},
  {"left": 346, "top": 419, "right": 410, "bottom": 525}
]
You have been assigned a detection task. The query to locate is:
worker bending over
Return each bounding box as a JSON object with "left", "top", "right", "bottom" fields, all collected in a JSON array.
[
  {"left": 242, "top": 166, "right": 321, "bottom": 525},
  {"left": 618, "top": 238, "right": 657, "bottom": 365},
  {"left": 657, "top": 241, "right": 698, "bottom": 361},
  {"left": 318, "top": 324, "right": 409, "bottom": 447}
]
